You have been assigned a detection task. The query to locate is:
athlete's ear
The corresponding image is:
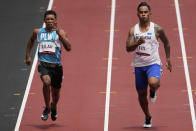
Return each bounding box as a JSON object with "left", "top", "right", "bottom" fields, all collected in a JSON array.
[
  {"left": 137, "top": 12, "right": 139, "bottom": 18},
  {"left": 149, "top": 11, "right": 152, "bottom": 16}
]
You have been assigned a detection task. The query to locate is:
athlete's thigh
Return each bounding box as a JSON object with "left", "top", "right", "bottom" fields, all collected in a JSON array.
[
  {"left": 146, "top": 64, "right": 161, "bottom": 85},
  {"left": 135, "top": 67, "right": 148, "bottom": 90},
  {"left": 38, "top": 64, "right": 51, "bottom": 85},
  {"left": 51, "top": 66, "right": 63, "bottom": 89}
]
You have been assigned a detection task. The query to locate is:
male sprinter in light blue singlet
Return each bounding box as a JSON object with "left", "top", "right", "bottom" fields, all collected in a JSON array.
[
  {"left": 126, "top": 2, "right": 172, "bottom": 128},
  {"left": 25, "top": 10, "right": 71, "bottom": 121}
]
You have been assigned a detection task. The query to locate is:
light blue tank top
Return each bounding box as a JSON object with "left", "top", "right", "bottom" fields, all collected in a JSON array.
[{"left": 37, "top": 28, "right": 62, "bottom": 64}]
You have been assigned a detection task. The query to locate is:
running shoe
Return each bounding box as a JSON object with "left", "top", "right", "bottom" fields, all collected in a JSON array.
[
  {"left": 143, "top": 116, "right": 152, "bottom": 128},
  {"left": 41, "top": 107, "right": 50, "bottom": 121},
  {"left": 51, "top": 103, "right": 58, "bottom": 121},
  {"left": 150, "top": 90, "right": 157, "bottom": 103}
]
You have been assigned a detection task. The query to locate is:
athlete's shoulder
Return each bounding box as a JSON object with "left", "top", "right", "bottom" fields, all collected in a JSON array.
[
  {"left": 29, "top": 28, "right": 40, "bottom": 40},
  {"left": 33, "top": 28, "right": 40, "bottom": 34},
  {"left": 153, "top": 23, "right": 164, "bottom": 35},
  {"left": 153, "top": 23, "right": 163, "bottom": 31},
  {"left": 130, "top": 27, "right": 134, "bottom": 35},
  {"left": 129, "top": 24, "right": 137, "bottom": 35}
]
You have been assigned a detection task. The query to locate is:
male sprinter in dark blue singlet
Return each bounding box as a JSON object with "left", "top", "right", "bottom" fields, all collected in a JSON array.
[{"left": 25, "top": 10, "right": 71, "bottom": 121}]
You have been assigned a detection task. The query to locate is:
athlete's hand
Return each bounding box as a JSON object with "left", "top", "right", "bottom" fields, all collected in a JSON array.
[
  {"left": 25, "top": 57, "right": 32, "bottom": 66},
  {"left": 166, "top": 59, "right": 172, "bottom": 72},
  {"left": 53, "top": 22, "right": 63, "bottom": 37},
  {"left": 137, "top": 36, "right": 145, "bottom": 45},
  {"left": 53, "top": 22, "right": 60, "bottom": 33}
]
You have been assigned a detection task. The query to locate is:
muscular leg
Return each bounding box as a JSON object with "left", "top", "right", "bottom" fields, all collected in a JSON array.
[
  {"left": 137, "top": 89, "right": 151, "bottom": 117},
  {"left": 51, "top": 87, "right": 60, "bottom": 109},
  {"left": 41, "top": 75, "right": 51, "bottom": 108},
  {"left": 148, "top": 77, "right": 160, "bottom": 92},
  {"left": 135, "top": 67, "right": 151, "bottom": 117}
]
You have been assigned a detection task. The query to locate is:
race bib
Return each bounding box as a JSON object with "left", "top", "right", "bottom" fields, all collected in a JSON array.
[
  {"left": 136, "top": 43, "right": 151, "bottom": 56},
  {"left": 39, "top": 42, "right": 55, "bottom": 54}
]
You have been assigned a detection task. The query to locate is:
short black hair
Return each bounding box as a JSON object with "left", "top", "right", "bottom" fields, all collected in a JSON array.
[
  {"left": 44, "top": 10, "right": 57, "bottom": 19},
  {"left": 137, "top": 2, "right": 151, "bottom": 12}
]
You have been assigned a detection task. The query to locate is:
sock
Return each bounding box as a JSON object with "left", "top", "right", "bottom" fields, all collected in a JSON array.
[{"left": 150, "top": 90, "right": 155, "bottom": 98}]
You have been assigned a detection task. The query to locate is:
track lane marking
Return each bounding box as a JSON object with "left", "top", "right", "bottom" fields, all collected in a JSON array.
[
  {"left": 104, "top": 0, "right": 116, "bottom": 131},
  {"left": 14, "top": 1, "right": 54, "bottom": 131},
  {"left": 174, "top": 0, "right": 196, "bottom": 130}
]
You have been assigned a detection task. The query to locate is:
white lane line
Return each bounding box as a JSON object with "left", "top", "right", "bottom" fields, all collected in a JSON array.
[
  {"left": 104, "top": 0, "right": 116, "bottom": 131},
  {"left": 174, "top": 0, "right": 196, "bottom": 130},
  {"left": 14, "top": 0, "right": 54, "bottom": 131}
]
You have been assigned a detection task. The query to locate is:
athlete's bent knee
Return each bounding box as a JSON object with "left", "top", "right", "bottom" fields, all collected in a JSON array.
[
  {"left": 42, "top": 76, "right": 51, "bottom": 87},
  {"left": 149, "top": 82, "right": 160, "bottom": 89}
]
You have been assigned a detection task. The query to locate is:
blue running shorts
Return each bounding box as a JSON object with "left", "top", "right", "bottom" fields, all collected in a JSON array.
[{"left": 135, "top": 64, "right": 161, "bottom": 90}]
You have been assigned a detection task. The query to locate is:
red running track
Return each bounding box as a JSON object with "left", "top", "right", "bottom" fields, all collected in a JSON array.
[
  {"left": 18, "top": 0, "right": 195, "bottom": 131},
  {"left": 180, "top": 0, "right": 196, "bottom": 109}
]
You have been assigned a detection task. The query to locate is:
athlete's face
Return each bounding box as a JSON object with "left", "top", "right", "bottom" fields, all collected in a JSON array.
[
  {"left": 44, "top": 14, "right": 56, "bottom": 30},
  {"left": 137, "top": 6, "right": 151, "bottom": 23}
]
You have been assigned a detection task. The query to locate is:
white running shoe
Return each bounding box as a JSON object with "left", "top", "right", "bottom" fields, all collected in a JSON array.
[{"left": 150, "top": 93, "right": 157, "bottom": 103}]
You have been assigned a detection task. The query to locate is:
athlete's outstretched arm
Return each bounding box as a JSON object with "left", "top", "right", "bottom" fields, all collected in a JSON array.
[
  {"left": 156, "top": 25, "right": 172, "bottom": 72},
  {"left": 126, "top": 27, "right": 145, "bottom": 52},
  {"left": 25, "top": 29, "right": 38, "bottom": 65}
]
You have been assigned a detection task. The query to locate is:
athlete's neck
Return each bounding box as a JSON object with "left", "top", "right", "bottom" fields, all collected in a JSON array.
[
  {"left": 139, "top": 21, "right": 150, "bottom": 32},
  {"left": 45, "top": 27, "right": 53, "bottom": 32}
]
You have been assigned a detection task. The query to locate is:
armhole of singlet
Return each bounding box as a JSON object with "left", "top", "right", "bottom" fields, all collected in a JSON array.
[
  {"left": 134, "top": 24, "right": 139, "bottom": 35},
  {"left": 151, "top": 22, "right": 159, "bottom": 42},
  {"left": 37, "top": 28, "right": 42, "bottom": 43},
  {"left": 133, "top": 24, "right": 138, "bottom": 42}
]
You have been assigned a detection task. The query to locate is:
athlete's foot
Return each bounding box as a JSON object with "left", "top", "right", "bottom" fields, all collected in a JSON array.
[
  {"left": 150, "top": 90, "right": 157, "bottom": 103},
  {"left": 41, "top": 107, "right": 50, "bottom": 121},
  {"left": 143, "top": 116, "right": 152, "bottom": 128},
  {"left": 51, "top": 103, "right": 58, "bottom": 121}
]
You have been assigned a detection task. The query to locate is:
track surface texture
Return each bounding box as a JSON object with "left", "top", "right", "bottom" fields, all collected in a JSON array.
[{"left": 3, "top": 0, "right": 196, "bottom": 131}]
